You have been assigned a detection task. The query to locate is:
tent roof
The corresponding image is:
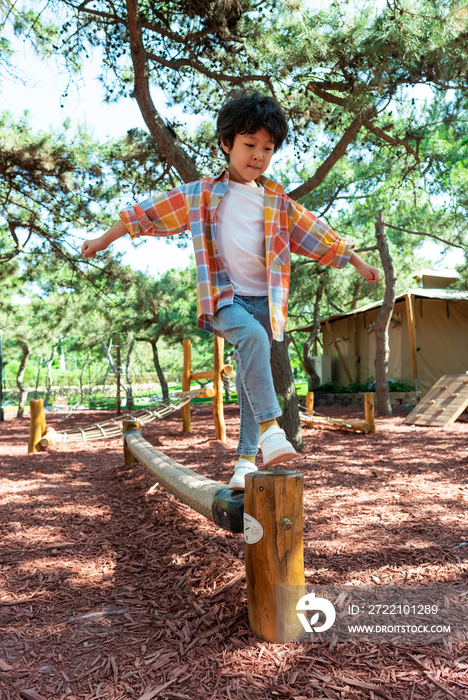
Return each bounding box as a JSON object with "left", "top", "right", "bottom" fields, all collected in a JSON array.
[
  {"left": 288, "top": 288, "right": 468, "bottom": 333},
  {"left": 412, "top": 268, "right": 460, "bottom": 281}
]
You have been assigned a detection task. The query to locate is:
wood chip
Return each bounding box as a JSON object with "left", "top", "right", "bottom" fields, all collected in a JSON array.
[
  {"left": 407, "top": 654, "right": 461, "bottom": 699},
  {"left": 137, "top": 678, "right": 179, "bottom": 700},
  {"left": 2, "top": 405, "right": 467, "bottom": 700},
  {"left": 19, "top": 691, "right": 47, "bottom": 700}
]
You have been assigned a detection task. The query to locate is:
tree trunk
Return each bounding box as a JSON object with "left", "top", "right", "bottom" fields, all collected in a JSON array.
[
  {"left": 16, "top": 343, "right": 29, "bottom": 418},
  {"left": 34, "top": 355, "right": 42, "bottom": 399},
  {"left": 303, "top": 274, "right": 326, "bottom": 391},
  {"left": 44, "top": 343, "right": 58, "bottom": 408},
  {"left": 374, "top": 213, "right": 397, "bottom": 417},
  {"left": 101, "top": 338, "right": 130, "bottom": 399},
  {"left": 125, "top": 337, "right": 135, "bottom": 410},
  {"left": 125, "top": 0, "right": 201, "bottom": 183},
  {"left": 79, "top": 356, "right": 89, "bottom": 403},
  {"left": 101, "top": 338, "right": 118, "bottom": 375},
  {"left": 150, "top": 339, "right": 169, "bottom": 401},
  {"left": 351, "top": 279, "right": 362, "bottom": 309},
  {"left": 271, "top": 337, "right": 303, "bottom": 452}
]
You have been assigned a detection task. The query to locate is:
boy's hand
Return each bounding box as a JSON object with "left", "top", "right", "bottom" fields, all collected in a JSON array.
[
  {"left": 81, "top": 221, "right": 129, "bottom": 258},
  {"left": 81, "top": 237, "right": 106, "bottom": 258},
  {"left": 349, "top": 253, "right": 380, "bottom": 283},
  {"left": 356, "top": 259, "right": 380, "bottom": 283}
]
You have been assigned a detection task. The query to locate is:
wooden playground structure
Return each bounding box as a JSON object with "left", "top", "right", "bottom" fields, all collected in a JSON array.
[
  {"left": 25, "top": 342, "right": 377, "bottom": 642},
  {"left": 26, "top": 366, "right": 468, "bottom": 643},
  {"left": 299, "top": 391, "right": 375, "bottom": 434},
  {"left": 405, "top": 374, "right": 468, "bottom": 427},
  {"left": 28, "top": 397, "right": 306, "bottom": 644},
  {"left": 28, "top": 336, "right": 232, "bottom": 450},
  {"left": 181, "top": 337, "right": 233, "bottom": 440}
]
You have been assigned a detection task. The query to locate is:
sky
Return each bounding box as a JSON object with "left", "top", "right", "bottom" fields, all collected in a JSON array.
[
  {"left": 0, "top": 21, "right": 462, "bottom": 277},
  {"left": 0, "top": 33, "right": 194, "bottom": 275}
]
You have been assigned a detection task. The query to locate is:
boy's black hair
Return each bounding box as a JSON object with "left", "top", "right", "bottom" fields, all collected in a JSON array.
[{"left": 217, "top": 90, "right": 288, "bottom": 162}]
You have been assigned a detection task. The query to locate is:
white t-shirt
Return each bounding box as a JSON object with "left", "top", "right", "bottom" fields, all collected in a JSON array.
[{"left": 215, "top": 180, "right": 267, "bottom": 296}]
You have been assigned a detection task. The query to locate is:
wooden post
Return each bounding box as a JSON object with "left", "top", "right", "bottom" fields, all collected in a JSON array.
[
  {"left": 28, "top": 399, "right": 46, "bottom": 453},
  {"left": 212, "top": 335, "right": 226, "bottom": 441},
  {"left": 40, "top": 402, "right": 47, "bottom": 436},
  {"left": 364, "top": 392, "right": 376, "bottom": 434},
  {"left": 40, "top": 427, "right": 58, "bottom": 449},
  {"left": 116, "top": 334, "right": 121, "bottom": 416},
  {"left": 122, "top": 420, "right": 141, "bottom": 465},
  {"left": 244, "top": 470, "right": 305, "bottom": 643},
  {"left": 190, "top": 366, "right": 233, "bottom": 382},
  {"left": 405, "top": 293, "right": 419, "bottom": 392},
  {"left": 182, "top": 339, "right": 192, "bottom": 433},
  {"left": 306, "top": 391, "right": 314, "bottom": 414}
]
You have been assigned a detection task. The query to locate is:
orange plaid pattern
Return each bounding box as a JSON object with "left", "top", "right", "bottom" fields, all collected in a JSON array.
[{"left": 120, "top": 169, "right": 354, "bottom": 341}]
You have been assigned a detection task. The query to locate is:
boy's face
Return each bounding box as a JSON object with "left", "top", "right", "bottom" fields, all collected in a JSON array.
[{"left": 221, "top": 127, "right": 275, "bottom": 186}]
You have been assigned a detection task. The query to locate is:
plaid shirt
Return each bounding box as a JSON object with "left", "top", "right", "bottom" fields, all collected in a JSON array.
[{"left": 120, "top": 169, "right": 354, "bottom": 341}]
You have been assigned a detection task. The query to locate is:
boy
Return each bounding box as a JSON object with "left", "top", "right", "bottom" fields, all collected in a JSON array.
[{"left": 82, "top": 91, "right": 379, "bottom": 489}]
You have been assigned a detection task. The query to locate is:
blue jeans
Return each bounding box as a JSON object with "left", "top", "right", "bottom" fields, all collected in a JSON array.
[{"left": 211, "top": 295, "right": 281, "bottom": 456}]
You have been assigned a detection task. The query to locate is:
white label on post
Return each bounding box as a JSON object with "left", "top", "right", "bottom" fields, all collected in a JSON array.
[{"left": 243, "top": 513, "right": 264, "bottom": 544}]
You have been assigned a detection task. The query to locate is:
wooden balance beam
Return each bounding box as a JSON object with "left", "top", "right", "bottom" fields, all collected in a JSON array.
[
  {"left": 32, "top": 389, "right": 215, "bottom": 449},
  {"left": 299, "top": 391, "right": 375, "bottom": 434},
  {"left": 301, "top": 411, "right": 371, "bottom": 433},
  {"left": 123, "top": 420, "right": 305, "bottom": 644},
  {"left": 29, "top": 404, "right": 307, "bottom": 643}
]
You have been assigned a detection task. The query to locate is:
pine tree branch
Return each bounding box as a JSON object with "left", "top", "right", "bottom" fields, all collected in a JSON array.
[
  {"left": 74, "top": 2, "right": 215, "bottom": 45},
  {"left": 0, "top": 221, "right": 34, "bottom": 261},
  {"left": 383, "top": 222, "right": 466, "bottom": 250},
  {"left": 145, "top": 51, "right": 274, "bottom": 90},
  {"left": 305, "top": 83, "right": 419, "bottom": 160},
  {"left": 306, "top": 80, "right": 351, "bottom": 92},
  {"left": 307, "top": 83, "right": 346, "bottom": 107},
  {"left": 0, "top": 249, "right": 20, "bottom": 261},
  {"left": 288, "top": 106, "right": 377, "bottom": 200},
  {"left": 125, "top": 0, "right": 201, "bottom": 183},
  {"left": 365, "top": 123, "right": 419, "bottom": 160},
  {"left": 325, "top": 286, "right": 346, "bottom": 313},
  {"left": 317, "top": 185, "right": 345, "bottom": 217}
]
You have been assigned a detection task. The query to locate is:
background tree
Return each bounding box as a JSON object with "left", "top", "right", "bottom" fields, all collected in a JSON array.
[
  {"left": 125, "top": 264, "right": 199, "bottom": 400},
  {"left": 4, "top": 0, "right": 468, "bottom": 428},
  {"left": 283, "top": 101, "right": 468, "bottom": 413}
]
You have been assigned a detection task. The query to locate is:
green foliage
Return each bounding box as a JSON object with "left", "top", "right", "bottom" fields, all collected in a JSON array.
[{"left": 316, "top": 378, "right": 413, "bottom": 394}]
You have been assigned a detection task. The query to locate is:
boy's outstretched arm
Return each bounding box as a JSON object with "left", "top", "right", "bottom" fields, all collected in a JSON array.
[
  {"left": 81, "top": 220, "right": 128, "bottom": 258},
  {"left": 349, "top": 251, "right": 380, "bottom": 283}
]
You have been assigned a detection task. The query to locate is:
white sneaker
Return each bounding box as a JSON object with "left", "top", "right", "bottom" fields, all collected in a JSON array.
[
  {"left": 228, "top": 458, "right": 257, "bottom": 489},
  {"left": 259, "top": 425, "right": 297, "bottom": 467}
]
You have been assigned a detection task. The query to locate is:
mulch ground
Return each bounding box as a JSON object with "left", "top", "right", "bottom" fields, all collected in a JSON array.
[{"left": 1, "top": 404, "right": 468, "bottom": 700}]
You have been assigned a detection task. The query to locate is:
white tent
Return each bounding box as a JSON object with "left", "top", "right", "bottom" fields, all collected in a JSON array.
[{"left": 291, "top": 285, "right": 468, "bottom": 396}]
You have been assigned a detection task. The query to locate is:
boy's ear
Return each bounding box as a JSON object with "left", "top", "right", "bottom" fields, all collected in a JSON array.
[{"left": 220, "top": 138, "right": 231, "bottom": 155}]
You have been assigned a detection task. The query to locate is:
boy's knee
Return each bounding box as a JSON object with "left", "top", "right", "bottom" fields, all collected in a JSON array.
[{"left": 246, "top": 323, "right": 270, "bottom": 347}]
